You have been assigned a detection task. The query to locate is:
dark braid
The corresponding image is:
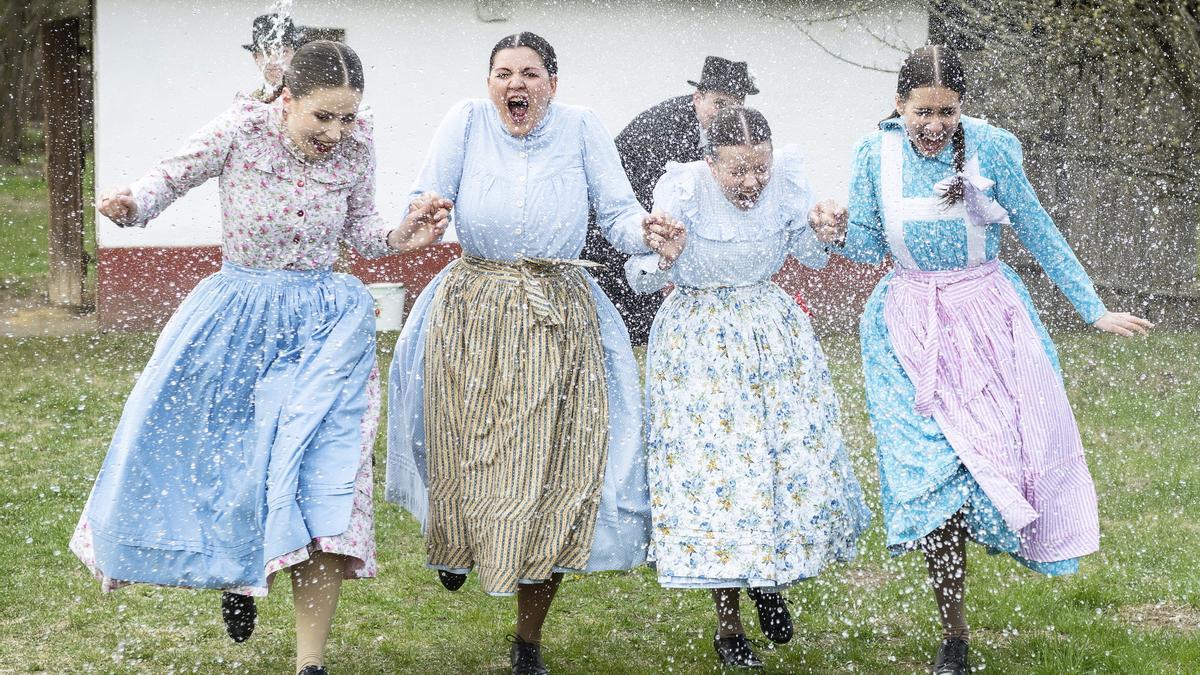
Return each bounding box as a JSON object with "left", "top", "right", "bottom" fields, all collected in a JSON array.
[
  {"left": 885, "top": 45, "right": 969, "bottom": 206},
  {"left": 942, "top": 123, "right": 967, "bottom": 205}
]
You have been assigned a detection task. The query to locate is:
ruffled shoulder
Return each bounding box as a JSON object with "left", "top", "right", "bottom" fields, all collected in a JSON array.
[
  {"left": 853, "top": 129, "right": 885, "bottom": 167},
  {"left": 651, "top": 159, "right": 703, "bottom": 222},
  {"left": 962, "top": 117, "right": 1023, "bottom": 177}
]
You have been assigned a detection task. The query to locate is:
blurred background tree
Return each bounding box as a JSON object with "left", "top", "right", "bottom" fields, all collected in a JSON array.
[{"left": 0, "top": 0, "right": 89, "bottom": 165}]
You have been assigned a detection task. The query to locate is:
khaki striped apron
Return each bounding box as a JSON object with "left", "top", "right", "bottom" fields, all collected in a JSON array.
[{"left": 423, "top": 254, "right": 611, "bottom": 594}]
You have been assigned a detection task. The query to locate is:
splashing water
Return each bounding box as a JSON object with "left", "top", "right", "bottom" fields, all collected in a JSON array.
[{"left": 258, "top": 0, "right": 296, "bottom": 94}]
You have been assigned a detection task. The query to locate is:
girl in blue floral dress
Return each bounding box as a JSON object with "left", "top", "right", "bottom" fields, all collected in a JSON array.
[
  {"left": 832, "top": 46, "right": 1152, "bottom": 675},
  {"left": 628, "top": 106, "right": 871, "bottom": 669}
]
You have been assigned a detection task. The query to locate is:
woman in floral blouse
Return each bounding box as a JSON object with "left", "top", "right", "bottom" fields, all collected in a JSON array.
[{"left": 70, "top": 41, "right": 445, "bottom": 675}]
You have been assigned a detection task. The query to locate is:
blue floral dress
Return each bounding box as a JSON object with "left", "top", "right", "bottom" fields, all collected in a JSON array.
[
  {"left": 627, "top": 147, "right": 871, "bottom": 589},
  {"left": 839, "top": 116, "right": 1108, "bottom": 574}
]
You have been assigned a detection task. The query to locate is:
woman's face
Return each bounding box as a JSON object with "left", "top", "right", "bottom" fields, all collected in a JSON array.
[
  {"left": 706, "top": 142, "right": 773, "bottom": 210},
  {"left": 282, "top": 86, "right": 363, "bottom": 161},
  {"left": 488, "top": 47, "right": 557, "bottom": 137},
  {"left": 895, "top": 86, "right": 963, "bottom": 157}
]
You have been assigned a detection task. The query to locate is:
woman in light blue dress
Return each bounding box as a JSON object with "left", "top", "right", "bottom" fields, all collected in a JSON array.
[
  {"left": 628, "top": 106, "right": 870, "bottom": 669},
  {"left": 384, "top": 33, "right": 671, "bottom": 674},
  {"left": 832, "top": 46, "right": 1151, "bottom": 675}
]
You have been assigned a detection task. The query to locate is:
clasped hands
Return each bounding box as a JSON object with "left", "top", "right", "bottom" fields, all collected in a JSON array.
[
  {"left": 390, "top": 192, "right": 453, "bottom": 252},
  {"left": 808, "top": 199, "right": 848, "bottom": 245},
  {"left": 643, "top": 212, "right": 686, "bottom": 270}
]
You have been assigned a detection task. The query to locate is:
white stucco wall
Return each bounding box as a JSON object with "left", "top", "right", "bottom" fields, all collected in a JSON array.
[{"left": 95, "top": 0, "right": 927, "bottom": 248}]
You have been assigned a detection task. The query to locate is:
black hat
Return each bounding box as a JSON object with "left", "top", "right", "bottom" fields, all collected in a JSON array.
[
  {"left": 242, "top": 14, "right": 300, "bottom": 52},
  {"left": 687, "top": 56, "right": 759, "bottom": 97}
]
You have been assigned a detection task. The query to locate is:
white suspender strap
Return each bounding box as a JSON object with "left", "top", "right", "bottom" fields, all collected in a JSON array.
[
  {"left": 879, "top": 132, "right": 919, "bottom": 269},
  {"left": 961, "top": 155, "right": 988, "bottom": 267}
]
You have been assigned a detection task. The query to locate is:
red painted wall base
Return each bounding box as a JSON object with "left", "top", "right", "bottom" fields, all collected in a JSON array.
[{"left": 97, "top": 244, "right": 885, "bottom": 333}]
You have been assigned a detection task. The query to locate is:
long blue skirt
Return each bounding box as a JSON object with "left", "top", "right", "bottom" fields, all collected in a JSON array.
[{"left": 73, "top": 261, "right": 377, "bottom": 590}]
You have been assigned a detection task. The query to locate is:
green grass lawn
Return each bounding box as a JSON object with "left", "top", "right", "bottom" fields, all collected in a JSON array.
[
  {"left": 0, "top": 331, "right": 1196, "bottom": 673},
  {"left": 0, "top": 153, "right": 95, "bottom": 302}
]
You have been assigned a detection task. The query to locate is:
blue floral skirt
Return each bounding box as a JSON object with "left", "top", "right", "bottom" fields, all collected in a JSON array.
[{"left": 646, "top": 282, "right": 870, "bottom": 589}]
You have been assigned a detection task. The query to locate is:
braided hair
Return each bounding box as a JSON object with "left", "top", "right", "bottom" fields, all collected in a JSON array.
[{"left": 886, "top": 45, "right": 968, "bottom": 206}]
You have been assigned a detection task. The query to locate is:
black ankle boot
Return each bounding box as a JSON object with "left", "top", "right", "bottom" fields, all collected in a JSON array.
[
  {"left": 438, "top": 569, "right": 467, "bottom": 591},
  {"left": 220, "top": 591, "right": 256, "bottom": 643},
  {"left": 932, "top": 637, "right": 970, "bottom": 675},
  {"left": 712, "top": 633, "right": 764, "bottom": 669},
  {"left": 508, "top": 635, "right": 549, "bottom": 675},
  {"left": 746, "top": 587, "right": 794, "bottom": 644},
  {"left": 296, "top": 666, "right": 328, "bottom": 675}
]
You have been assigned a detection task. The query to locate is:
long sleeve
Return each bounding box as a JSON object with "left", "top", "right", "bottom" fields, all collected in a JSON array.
[
  {"left": 776, "top": 145, "right": 828, "bottom": 270},
  {"left": 992, "top": 130, "right": 1106, "bottom": 323},
  {"left": 126, "top": 103, "right": 246, "bottom": 226},
  {"left": 623, "top": 165, "right": 691, "bottom": 293},
  {"left": 341, "top": 121, "right": 391, "bottom": 259},
  {"left": 582, "top": 109, "right": 651, "bottom": 256},
  {"left": 837, "top": 136, "right": 889, "bottom": 265},
  {"left": 407, "top": 100, "right": 473, "bottom": 208}
]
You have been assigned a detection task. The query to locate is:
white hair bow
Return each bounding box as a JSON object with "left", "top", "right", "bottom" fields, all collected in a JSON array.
[{"left": 934, "top": 155, "right": 1011, "bottom": 228}]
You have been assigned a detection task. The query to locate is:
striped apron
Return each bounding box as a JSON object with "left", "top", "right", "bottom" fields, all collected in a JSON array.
[
  {"left": 422, "top": 254, "right": 611, "bottom": 594},
  {"left": 878, "top": 131, "right": 1100, "bottom": 561}
]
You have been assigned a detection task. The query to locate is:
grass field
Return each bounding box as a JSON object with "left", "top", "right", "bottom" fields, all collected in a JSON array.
[
  {"left": 0, "top": 331, "right": 1196, "bottom": 674},
  {"left": 1, "top": 156, "right": 1198, "bottom": 672}
]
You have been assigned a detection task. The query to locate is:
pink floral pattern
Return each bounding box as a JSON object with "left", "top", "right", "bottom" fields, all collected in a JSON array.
[{"left": 127, "top": 98, "right": 392, "bottom": 269}]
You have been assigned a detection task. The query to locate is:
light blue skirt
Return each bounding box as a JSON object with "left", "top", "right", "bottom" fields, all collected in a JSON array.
[{"left": 74, "top": 261, "right": 377, "bottom": 590}]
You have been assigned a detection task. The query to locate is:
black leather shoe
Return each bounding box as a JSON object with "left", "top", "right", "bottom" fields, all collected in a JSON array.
[
  {"left": 220, "top": 592, "right": 256, "bottom": 643},
  {"left": 438, "top": 569, "right": 467, "bottom": 591},
  {"left": 508, "top": 635, "right": 549, "bottom": 675},
  {"left": 713, "top": 633, "right": 764, "bottom": 669},
  {"left": 297, "top": 666, "right": 328, "bottom": 675},
  {"left": 746, "top": 587, "right": 793, "bottom": 644},
  {"left": 932, "top": 637, "right": 970, "bottom": 675}
]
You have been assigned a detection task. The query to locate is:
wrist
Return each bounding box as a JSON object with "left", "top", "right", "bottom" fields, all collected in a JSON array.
[{"left": 388, "top": 228, "right": 411, "bottom": 253}]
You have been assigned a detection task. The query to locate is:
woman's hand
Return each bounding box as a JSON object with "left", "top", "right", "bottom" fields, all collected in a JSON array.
[
  {"left": 389, "top": 192, "right": 453, "bottom": 253},
  {"left": 1092, "top": 311, "right": 1153, "bottom": 337},
  {"left": 808, "top": 198, "right": 848, "bottom": 245},
  {"left": 97, "top": 187, "right": 138, "bottom": 226},
  {"left": 643, "top": 212, "right": 686, "bottom": 269}
]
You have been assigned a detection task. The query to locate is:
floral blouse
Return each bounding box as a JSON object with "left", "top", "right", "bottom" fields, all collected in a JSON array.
[{"left": 126, "top": 97, "right": 392, "bottom": 269}]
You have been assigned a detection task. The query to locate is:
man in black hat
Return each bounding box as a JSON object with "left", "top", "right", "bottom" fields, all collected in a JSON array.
[
  {"left": 582, "top": 56, "right": 759, "bottom": 345},
  {"left": 242, "top": 13, "right": 303, "bottom": 102}
]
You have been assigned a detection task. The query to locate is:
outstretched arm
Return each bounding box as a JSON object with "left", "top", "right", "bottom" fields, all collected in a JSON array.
[
  {"left": 100, "top": 103, "right": 247, "bottom": 227},
  {"left": 992, "top": 130, "right": 1150, "bottom": 335}
]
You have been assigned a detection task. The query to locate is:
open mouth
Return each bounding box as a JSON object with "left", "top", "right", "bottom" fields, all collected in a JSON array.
[
  {"left": 507, "top": 95, "right": 530, "bottom": 124},
  {"left": 915, "top": 132, "right": 948, "bottom": 155},
  {"left": 733, "top": 191, "right": 761, "bottom": 208}
]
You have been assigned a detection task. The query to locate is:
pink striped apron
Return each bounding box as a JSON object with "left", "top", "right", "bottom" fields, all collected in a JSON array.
[{"left": 879, "top": 131, "right": 1099, "bottom": 562}]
